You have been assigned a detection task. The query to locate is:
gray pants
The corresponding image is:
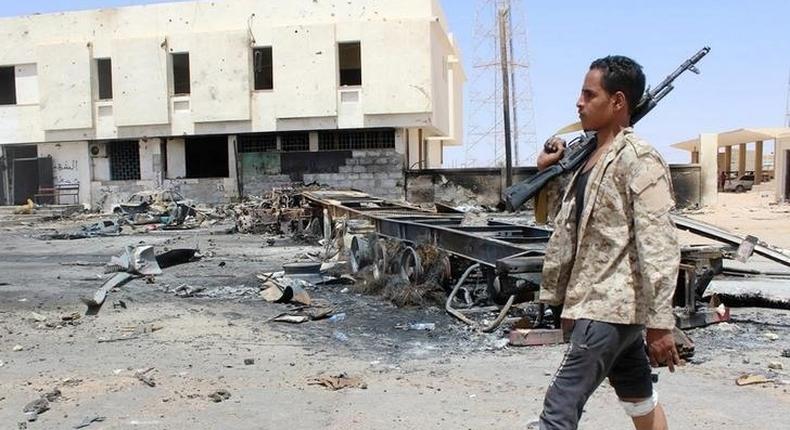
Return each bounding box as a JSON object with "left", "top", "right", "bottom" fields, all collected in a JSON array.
[{"left": 539, "top": 319, "right": 653, "bottom": 430}]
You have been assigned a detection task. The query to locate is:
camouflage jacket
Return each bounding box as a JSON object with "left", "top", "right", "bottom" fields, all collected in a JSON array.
[{"left": 539, "top": 128, "right": 680, "bottom": 329}]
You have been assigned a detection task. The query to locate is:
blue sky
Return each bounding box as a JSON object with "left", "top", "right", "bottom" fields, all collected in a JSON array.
[{"left": 3, "top": 0, "right": 788, "bottom": 164}]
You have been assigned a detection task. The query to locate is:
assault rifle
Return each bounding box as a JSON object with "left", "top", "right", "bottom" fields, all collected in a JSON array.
[{"left": 504, "top": 47, "right": 711, "bottom": 211}]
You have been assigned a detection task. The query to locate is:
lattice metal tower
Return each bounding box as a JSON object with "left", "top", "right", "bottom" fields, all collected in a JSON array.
[{"left": 465, "top": 0, "right": 537, "bottom": 167}]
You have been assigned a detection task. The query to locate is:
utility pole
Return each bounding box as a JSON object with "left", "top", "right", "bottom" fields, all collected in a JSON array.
[
  {"left": 506, "top": 0, "right": 519, "bottom": 166},
  {"left": 498, "top": 4, "right": 513, "bottom": 187},
  {"left": 467, "top": 0, "right": 537, "bottom": 168}
]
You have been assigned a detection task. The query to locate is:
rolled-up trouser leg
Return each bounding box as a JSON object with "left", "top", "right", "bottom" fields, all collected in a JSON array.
[{"left": 539, "top": 320, "right": 640, "bottom": 430}]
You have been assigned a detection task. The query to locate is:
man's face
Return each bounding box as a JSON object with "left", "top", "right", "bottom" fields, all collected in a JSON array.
[{"left": 576, "top": 69, "right": 617, "bottom": 131}]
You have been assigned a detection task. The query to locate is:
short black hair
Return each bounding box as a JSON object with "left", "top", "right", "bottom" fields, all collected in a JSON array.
[{"left": 589, "top": 55, "right": 646, "bottom": 115}]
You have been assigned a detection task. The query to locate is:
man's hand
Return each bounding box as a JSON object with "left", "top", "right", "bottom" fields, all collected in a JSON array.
[
  {"left": 537, "top": 136, "right": 566, "bottom": 171},
  {"left": 646, "top": 328, "right": 681, "bottom": 372}
]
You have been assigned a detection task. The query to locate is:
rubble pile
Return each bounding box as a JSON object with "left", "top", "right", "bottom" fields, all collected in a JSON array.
[{"left": 113, "top": 190, "right": 215, "bottom": 231}]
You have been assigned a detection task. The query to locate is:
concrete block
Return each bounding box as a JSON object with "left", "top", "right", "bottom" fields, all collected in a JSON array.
[
  {"left": 381, "top": 179, "right": 398, "bottom": 189},
  {"left": 352, "top": 165, "right": 366, "bottom": 173},
  {"left": 338, "top": 166, "right": 352, "bottom": 173},
  {"left": 359, "top": 173, "right": 374, "bottom": 179},
  {"left": 358, "top": 157, "right": 374, "bottom": 166},
  {"left": 376, "top": 157, "right": 390, "bottom": 165}
]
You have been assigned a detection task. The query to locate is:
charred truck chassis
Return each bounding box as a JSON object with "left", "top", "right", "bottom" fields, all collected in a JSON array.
[{"left": 302, "top": 190, "right": 790, "bottom": 331}]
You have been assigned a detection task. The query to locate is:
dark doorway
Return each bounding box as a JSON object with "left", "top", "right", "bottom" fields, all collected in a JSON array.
[
  {"left": 185, "top": 136, "right": 229, "bottom": 178},
  {"left": 7, "top": 145, "right": 39, "bottom": 205}
]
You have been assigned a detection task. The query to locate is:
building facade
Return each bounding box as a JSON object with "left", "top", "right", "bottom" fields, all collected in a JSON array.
[{"left": 0, "top": 0, "right": 464, "bottom": 209}]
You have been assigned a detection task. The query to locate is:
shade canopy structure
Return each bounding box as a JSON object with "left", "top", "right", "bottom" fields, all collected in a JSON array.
[
  {"left": 672, "top": 128, "right": 790, "bottom": 152},
  {"left": 670, "top": 127, "right": 790, "bottom": 206}
]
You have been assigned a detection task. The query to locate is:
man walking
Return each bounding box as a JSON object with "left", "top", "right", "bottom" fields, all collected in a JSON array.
[{"left": 536, "top": 55, "right": 681, "bottom": 430}]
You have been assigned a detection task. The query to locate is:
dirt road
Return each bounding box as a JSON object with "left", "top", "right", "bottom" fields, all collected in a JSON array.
[{"left": 0, "top": 213, "right": 788, "bottom": 429}]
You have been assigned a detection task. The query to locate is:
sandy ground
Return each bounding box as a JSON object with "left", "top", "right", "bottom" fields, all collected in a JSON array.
[
  {"left": 0, "top": 195, "right": 789, "bottom": 430},
  {"left": 679, "top": 181, "right": 790, "bottom": 250}
]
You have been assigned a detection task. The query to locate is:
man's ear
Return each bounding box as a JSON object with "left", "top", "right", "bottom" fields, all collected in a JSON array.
[{"left": 613, "top": 91, "right": 627, "bottom": 112}]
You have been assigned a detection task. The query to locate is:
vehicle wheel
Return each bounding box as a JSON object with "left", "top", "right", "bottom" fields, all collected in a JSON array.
[{"left": 735, "top": 185, "right": 744, "bottom": 193}]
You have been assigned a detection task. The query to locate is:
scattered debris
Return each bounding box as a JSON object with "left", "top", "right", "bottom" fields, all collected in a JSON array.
[
  {"left": 73, "top": 416, "right": 106, "bottom": 429},
  {"left": 508, "top": 329, "right": 564, "bottom": 347},
  {"left": 764, "top": 332, "right": 779, "bottom": 341},
  {"left": 396, "top": 322, "right": 436, "bottom": 331},
  {"left": 308, "top": 373, "right": 367, "bottom": 391},
  {"left": 173, "top": 284, "right": 206, "bottom": 298},
  {"left": 39, "top": 219, "right": 121, "bottom": 240},
  {"left": 13, "top": 345, "right": 23, "bottom": 352},
  {"left": 208, "top": 389, "right": 231, "bottom": 403},
  {"left": 244, "top": 358, "right": 255, "bottom": 365},
  {"left": 782, "top": 349, "right": 790, "bottom": 358},
  {"left": 135, "top": 368, "right": 156, "bottom": 387},
  {"left": 42, "top": 388, "right": 61, "bottom": 402},
  {"left": 768, "top": 361, "right": 784, "bottom": 371},
  {"left": 259, "top": 280, "right": 311, "bottom": 306},
  {"left": 85, "top": 245, "right": 199, "bottom": 314},
  {"left": 30, "top": 312, "right": 47, "bottom": 322},
  {"left": 272, "top": 315, "right": 309, "bottom": 324},
  {"left": 327, "top": 313, "right": 346, "bottom": 322},
  {"left": 82, "top": 272, "right": 133, "bottom": 315},
  {"left": 23, "top": 398, "right": 49, "bottom": 422},
  {"left": 283, "top": 262, "right": 322, "bottom": 276},
  {"left": 61, "top": 312, "right": 81, "bottom": 322},
  {"left": 736, "top": 374, "right": 774, "bottom": 386}
]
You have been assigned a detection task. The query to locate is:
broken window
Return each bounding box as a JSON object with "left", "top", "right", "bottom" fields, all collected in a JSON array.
[
  {"left": 253, "top": 47, "right": 273, "bottom": 91},
  {"left": 280, "top": 133, "right": 310, "bottom": 152},
  {"left": 172, "top": 53, "right": 191, "bottom": 95},
  {"left": 108, "top": 141, "right": 141, "bottom": 181},
  {"left": 338, "top": 42, "right": 361, "bottom": 86},
  {"left": 318, "top": 129, "right": 395, "bottom": 151},
  {"left": 185, "top": 136, "right": 229, "bottom": 178},
  {"left": 0, "top": 66, "right": 16, "bottom": 105},
  {"left": 238, "top": 133, "right": 277, "bottom": 153},
  {"left": 97, "top": 58, "right": 113, "bottom": 100}
]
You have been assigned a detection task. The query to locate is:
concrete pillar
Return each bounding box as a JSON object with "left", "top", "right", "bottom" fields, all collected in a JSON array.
[
  {"left": 738, "top": 143, "right": 747, "bottom": 176},
  {"left": 754, "top": 140, "right": 763, "bottom": 185},
  {"left": 700, "top": 133, "right": 719, "bottom": 206},
  {"left": 724, "top": 145, "right": 732, "bottom": 174},
  {"left": 308, "top": 132, "right": 319, "bottom": 152},
  {"left": 691, "top": 150, "right": 699, "bottom": 164}
]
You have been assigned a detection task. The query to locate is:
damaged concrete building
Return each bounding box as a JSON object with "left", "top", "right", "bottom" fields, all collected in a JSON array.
[{"left": 0, "top": 0, "right": 465, "bottom": 210}]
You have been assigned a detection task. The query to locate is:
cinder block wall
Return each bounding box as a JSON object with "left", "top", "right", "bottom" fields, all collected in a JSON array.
[{"left": 303, "top": 150, "right": 404, "bottom": 201}]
